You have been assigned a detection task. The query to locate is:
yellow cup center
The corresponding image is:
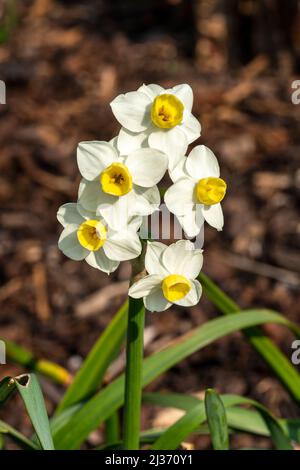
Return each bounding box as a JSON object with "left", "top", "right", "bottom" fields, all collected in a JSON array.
[
  {"left": 162, "top": 274, "right": 191, "bottom": 302},
  {"left": 151, "top": 93, "right": 184, "bottom": 129},
  {"left": 77, "top": 220, "right": 107, "bottom": 251},
  {"left": 196, "top": 177, "right": 227, "bottom": 206},
  {"left": 100, "top": 163, "right": 133, "bottom": 196}
]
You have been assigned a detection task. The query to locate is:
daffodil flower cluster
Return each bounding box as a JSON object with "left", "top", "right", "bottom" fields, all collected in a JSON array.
[{"left": 57, "top": 83, "right": 227, "bottom": 312}]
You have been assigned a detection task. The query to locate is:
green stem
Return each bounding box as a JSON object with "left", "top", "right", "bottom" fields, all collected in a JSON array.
[
  {"left": 123, "top": 295, "right": 145, "bottom": 449},
  {"left": 123, "top": 252, "right": 146, "bottom": 450}
]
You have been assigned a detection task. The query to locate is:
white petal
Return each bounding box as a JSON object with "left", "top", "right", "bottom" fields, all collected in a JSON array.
[
  {"left": 57, "top": 203, "right": 84, "bottom": 227},
  {"left": 186, "top": 145, "right": 220, "bottom": 180},
  {"left": 104, "top": 230, "right": 141, "bottom": 261},
  {"left": 164, "top": 178, "right": 195, "bottom": 216},
  {"left": 58, "top": 225, "right": 88, "bottom": 261},
  {"left": 78, "top": 178, "right": 114, "bottom": 212},
  {"left": 174, "top": 280, "right": 202, "bottom": 307},
  {"left": 162, "top": 240, "right": 202, "bottom": 278},
  {"left": 127, "top": 215, "right": 143, "bottom": 232},
  {"left": 132, "top": 185, "right": 160, "bottom": 216},
  {"left": 148, "top": 127, "right": 188, "bottom": 170},
  {"left": 98, "top": 194, "right": 131, "bottom": 230},
  {"left": 168, "top": 156, "right": 188, "bottom": 183},
  {"left": 144, "top": 286, "right": 171, "bottom": 312},
  {"left": 138, "top": 83, "right": 164, "bottom": 99},
  {"left": 117, "top": 127, "right": 148, "bottom": 155},
  {"left": 129, "top": 274, "right": 162, "bottom": 298},
  {"left": 110, "top": 91, "right": 152, "bottom": 132},
  {"left": 202, "top": 203, "right": 224, "bottom": 231},
  {"left": 171, "top": 84, "right": 193, "bottom": 111},
  {"left": 109, "top": 136, "right": 118, "bottom": 149},
  {"left": 176, "top": 205, "right": 205, "bottom": 238},
  {"left": 145, "top": 241, "right": 168, "bottom": 276},
  {"left": 85, "top": 250, "right": 119, "bottom": 274},
  {"left": 76, "top": 203, "right": 97, "bottom": 220},
  {"left": 126, "top": 148, "right": 168, "bottom": 187},
  {"left": 181, "top": 113, "right": 201, "bottom": 144},
  {"left": 77, "top": 141, "right": 117, "bottom": 181}
]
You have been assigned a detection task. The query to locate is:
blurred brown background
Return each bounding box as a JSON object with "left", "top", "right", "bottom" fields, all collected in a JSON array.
[{"left": 1, "top": 0, "right": 300, "bottom": 449}]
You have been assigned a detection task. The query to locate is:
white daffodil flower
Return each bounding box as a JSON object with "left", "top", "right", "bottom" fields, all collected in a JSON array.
[
  {"left": 165, "top": 145, "right": 226, "bottom": 237},
  {"left": 128, "top": 240, "right": 203, "bottom": 312},
  {"left": 57, "top": 203, "right": 142, "bottom": 274},
  {"left": 77, "top": 140, "right": 168, "bottom": 231},
  {"left": 111, "top": 83, "right": 201, "bottom": 170}
]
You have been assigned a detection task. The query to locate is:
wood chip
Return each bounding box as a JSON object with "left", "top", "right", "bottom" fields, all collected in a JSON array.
[
  {"left": 75, "top": 281, "right": 129, "bottom": 318},
  {"left": 32, "top": 262, "right": 51, "bottom": 321}
]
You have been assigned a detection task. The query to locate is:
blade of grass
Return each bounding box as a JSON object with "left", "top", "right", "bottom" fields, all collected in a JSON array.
[
  {"left": 0, "top": 420, "right": 40, "bottom": 450},
  {"left": 14, "top": 374, "right": 54, "bottom": 450},
  {"left": 199, "top": 272, "right": 300, "bottom": 403},
  {"left": 52, "top": 309, "right": 299, "bottom": 449},
  {"left": 56, "top": 301, "right": 128, "bottom": 413},
  {"left": 205, "top": 389, "right": 229, "bottom": 450}
]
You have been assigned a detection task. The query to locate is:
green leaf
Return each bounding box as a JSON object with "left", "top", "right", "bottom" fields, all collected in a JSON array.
[
  {"left": 0, "top": 433, "right": 4, "bottom": 450},
  {"left": 0, "top": 376, "right": 16, "bottom": 405},
  {"left": 199, "top": 272, "right": 300, "bottom": 403},
  {"left": 0, "top": 419, "right": 40, "bottom": 450},
  {"left": 14, "top": 374, "right": 54, "bottom": 450},
  {"left": 50, "top": 404, "right": 82, "bottom": 436},
  {"left": 143, "top": 392, "right": 199, "bottom": 410},
  {"left": 0, "top": 0, "right": 17, "bottom": 44},
  {"left": 97, "top": 428, "right": 165, "bottom": 450},
  {"left": 56, "top": 301, "right": 128, "bottom": 413},
  {"left": 52, "top": 309, "right": 298, "bottom": 449},
  {"left": 151, "top": 402, "right": 206, "bottom": 450},
  {"left": 205, "top": 389, "right": 229, "bottom": 450},
  {"left": 151, "top": 395, "right": 240, "bottom": 450},
  {"left": 221, "top": 408, "right": 300, "bottom": 443},
  {"left": 151, "top": 394, "right": 292, "bottom": 450},
  {"left": 104, "top": 412, "right": 120, "bottom": 446},
  {"left": 144, "top": 392, "right": 300, "bottom": 444}
]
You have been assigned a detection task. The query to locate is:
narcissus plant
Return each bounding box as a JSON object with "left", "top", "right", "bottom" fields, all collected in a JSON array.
[{"left": 56, "top": 83, "right": 230, "bottom": 451}]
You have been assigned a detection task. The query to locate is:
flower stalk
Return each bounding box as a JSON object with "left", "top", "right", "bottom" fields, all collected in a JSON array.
[{"left": 123, "top": 251, "right": 146, "bottom": 450}]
